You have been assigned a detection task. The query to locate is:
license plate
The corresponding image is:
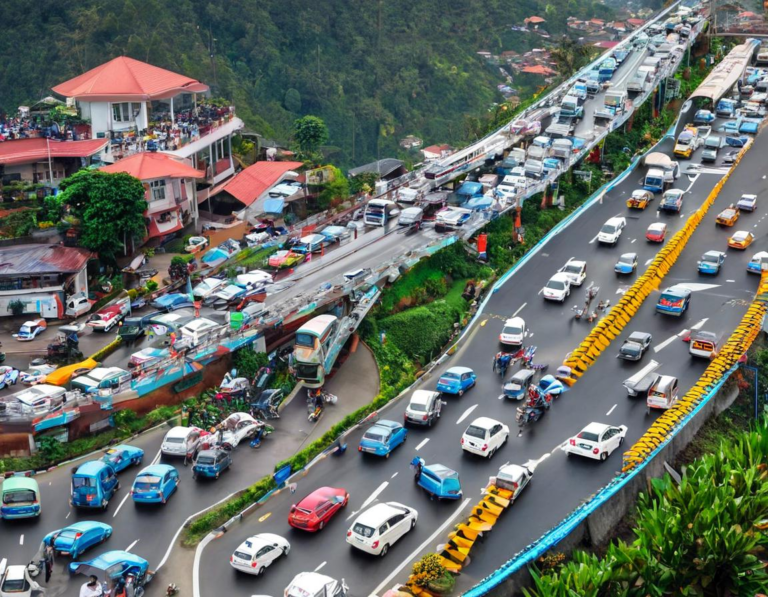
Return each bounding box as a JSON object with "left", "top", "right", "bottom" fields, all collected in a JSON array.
[{"left": 579, "top": 443, "right": 592, "bottom": 450}]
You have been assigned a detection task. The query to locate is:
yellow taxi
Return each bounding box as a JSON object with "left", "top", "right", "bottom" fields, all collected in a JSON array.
[
  {"left": 626, "top": 189, "right": 654, "bottom": 210},
  {"left": 716, "top": 205, "right": 740, "bottom": 226},
  {"left": 728, "top": 230, "right": 755, "bottom": 250}
]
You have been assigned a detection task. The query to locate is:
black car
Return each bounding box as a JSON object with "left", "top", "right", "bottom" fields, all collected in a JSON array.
[
  {"left": 118, "top": 312, "right": 162, "bottom": 343},
  {"left": 617, "top": 331, "right": 653, "bottom": 361}
]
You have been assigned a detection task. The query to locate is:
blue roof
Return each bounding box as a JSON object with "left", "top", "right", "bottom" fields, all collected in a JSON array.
[
  {"left": 263, "top": 198, "right": 285, "bottom": 214},
  {"left": 424, "top": 464, "right": 459, "bottom": 480},
  {"left": 137, "top": 464, "right": 175, "bottom": 477},
  {"left": 457, "top": 182, "right": 483, "bottom": 196},
  {"left": 82, "top": 550, "right": 147, "bottom": 570},
  {"left": 75, "top": 461, "right": 111, "bottom": 476}
]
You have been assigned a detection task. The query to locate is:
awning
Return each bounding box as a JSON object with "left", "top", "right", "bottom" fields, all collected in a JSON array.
[{"left": 262, "top": 198, "right": 285, "bottom": 214}]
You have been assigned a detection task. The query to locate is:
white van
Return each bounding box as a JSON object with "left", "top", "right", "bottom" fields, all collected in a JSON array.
[
  {"left": 161, "top": 426, "right": 202, "bottom": 458},
  {"left": 71, "top": 367, "right": 130, "bottom": 396},
  {"left": 346, "top": 502, "right": 418, "bottom": 556},
  {"left": 179, "top": 318, "right": 220, "bottom": 346},
  {"left": 293, "top": 234, "right": 327, "bottom": 255}
]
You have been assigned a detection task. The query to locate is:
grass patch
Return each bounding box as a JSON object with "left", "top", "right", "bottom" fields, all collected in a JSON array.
[
  {"left": 235, "top": 246, "right": 279, "bottom": 269},
  {"left": 162, "top": 237, "right": 186, "bottom": 254}
]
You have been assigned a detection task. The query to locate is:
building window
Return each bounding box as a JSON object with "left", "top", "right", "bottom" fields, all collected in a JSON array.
[
  {"left": 112, "top": 102, "right": 142, "bottom": 123},
  {"left": 149, "top": 180, "right": 166, "bottom": 202}
]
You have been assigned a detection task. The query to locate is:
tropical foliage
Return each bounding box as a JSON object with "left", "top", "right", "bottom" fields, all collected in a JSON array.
[{"left": 524, "top": 419, "right": 768, "bottom": 597}]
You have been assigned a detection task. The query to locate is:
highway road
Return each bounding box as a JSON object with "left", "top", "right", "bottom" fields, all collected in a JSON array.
[{"left": 194, "top": 126, "right": 767, "bottom": 593}]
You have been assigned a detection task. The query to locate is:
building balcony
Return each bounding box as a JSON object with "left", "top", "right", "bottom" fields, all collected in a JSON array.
[{"left": 146, "top": 209, "right": 182, "bottom": 239}]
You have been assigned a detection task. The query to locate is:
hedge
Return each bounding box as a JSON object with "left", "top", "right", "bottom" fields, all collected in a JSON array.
[{"left": 89, "top": 336, "right": 122, "bottom": 362}]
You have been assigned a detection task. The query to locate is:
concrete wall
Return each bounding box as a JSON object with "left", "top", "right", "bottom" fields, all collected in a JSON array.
[{"left": 485, "top": 378, "right": 740, "bottom": 597}]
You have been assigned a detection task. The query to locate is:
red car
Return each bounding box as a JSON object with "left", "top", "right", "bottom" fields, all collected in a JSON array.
[
  {"left": 288, "top": 486, "right": 348, "bottom": 532},
  {"left": 645, "top": 222, "right": 667, "bottom": 243}
]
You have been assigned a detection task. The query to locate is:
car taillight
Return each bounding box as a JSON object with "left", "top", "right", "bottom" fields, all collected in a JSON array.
[
  {"left": 569, "top": 439, "right": 576, "bottom": 446},
  {"left": 460, "top": 438, "right": 464, "bottom": 445},
  {"left": 422, "top": 415, "right": 428, "bottom": 421},
  {"left": 372, "top": 541, "right": 379, "bottom": 549},
  {"left": 229, "top": 556, "right": 233, "bottom": 563},
  {"left": 482, "top": 444, "right": 488, "bottom": 451},
  {"left": 358, "top": 446, "right": 362, "bottom": 452},
  {"left": 347, "top": 531, "right": 352, "bottom": 537},
  {"left": 75, "top": 533, "right": 82, "bottom": 539},
  {"left": 593, "top": 448, "right": 600, "bottom": 454},
  {"left": 251, "top": 561, "right": 258, "bottom": 568}
]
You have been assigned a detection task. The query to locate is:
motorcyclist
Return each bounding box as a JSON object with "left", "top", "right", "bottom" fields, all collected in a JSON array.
[{"left": 313, "top": 390, "right": 325, "bottom": 412}]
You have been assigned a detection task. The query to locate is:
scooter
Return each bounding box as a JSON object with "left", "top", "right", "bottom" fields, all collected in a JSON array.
[{"left": 249, "top": 423, "right": 274, "bottom": 448}]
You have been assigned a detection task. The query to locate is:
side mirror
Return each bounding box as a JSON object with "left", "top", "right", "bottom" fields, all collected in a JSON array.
[{"left": 290, "top": 505, "right": 296, "bottom": 513}]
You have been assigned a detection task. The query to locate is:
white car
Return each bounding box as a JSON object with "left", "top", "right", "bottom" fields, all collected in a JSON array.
[
  {"left": 558, "top": 258, "right": 587, "bottom": 286},
  {"left": 192, "top": 277, "right": 226, "bottom": 299},
  {"left": 235, "top": 270, "right": 273, "bottom": 288},
  {"left": 461, "top": 417, "right": 510, "bottom": 458},
  {"left": 0, "top": 563, "right": 42, "bottom": 597},
  {"left": 220, "top": 412, "right": 262, "bottom": 449},
  {"left": 542, "top": 272, "right": 572, "bottom": 302},
  {"left": 346, "top": 501, "right": 418, "bottom": 556},
  {"left": 230, "top": 533, "right": 290, "bottom": 576},
  {"left": 597, "top": 216, "right": 626, "bottom": 245},
  {"left": 285, "top": 573, "right": 348, "bottom": 597},
  {"left": 737, "top": 193, "right": 757, "bottom": 212},
  {"left": 499, "top": 317, "right": 526, "bottom": 345},
  {"left": 563, "top": 422, "right": 628, "bottom": 461}
]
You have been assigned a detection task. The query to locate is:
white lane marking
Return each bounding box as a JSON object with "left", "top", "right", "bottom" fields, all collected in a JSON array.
[
  {"left": 456, "top": 404, "right": 478, "bottom": 425},
  {"left": 391, "top": 472, "right": 398, "bottom": 479},
  {"left": 727, "top": 279, "right": 736, "bottom": 283},
  {"left": 680, "top": 214, "right": 685, "bottom": 218},
  {"left": 645, "top": 258, "right": 653, "bottom": 265},
  {"left": 653, "top": 335, "right": 679, "bottom": 353},
  {"left": 675, "top": 283, "right": 720, "bottom": 292},
  {"left": 690, "top": 318, "right": 709, "bottom": 331},
  {"left": 0, "top": 560, "right": 6, "bottom": 575},
  {"left": 193, "top": 533, "right": 215, "bottom": 597},
  {"left": 19, "top": 534, "right": 23, "bottom": 546},
  {"left": 415, "top": 438, "right": 430, "bottom": 451},
  {"left": 589, "top": 234, "right": 599, "bottom": 244},
  {"left": 151, "top": 449, "right": 162, "bottom": 465},
  {"left": 361, "top": 481, "right": 389, "bottom": 511},
  {"left": 126, "top": 539, "right": 139, "bottom": 552},
  {"left": 606, "top": 404, "right": 617, "bottom": 416},
  {"left": 49, "top": 482, "right": 51, "bottom": 486},
  {"left": 631, "top": 238, "right": 637, "bottom": 244},
  {"left": 537, "top": 288, "right": 544, "bottom": 295},
  {"left": 65, "top": 511, "right": 71, "bottom": 519},
  {"left": 113, "top": 493, "right": 131, "bottom": 518},
  {"left": 512, "top": 302, "right": 527, "bottom": 317},
  {"left": 315, "top": 561, "right": 327, "bottom": 572},
  {"left": 369, "top": 498, "right": 472, "bottom": 597}
]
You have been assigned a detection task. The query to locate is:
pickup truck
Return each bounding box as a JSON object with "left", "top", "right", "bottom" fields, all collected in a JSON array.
[{"left": 87, "top": 297, "right": 131, "bottom": 333}]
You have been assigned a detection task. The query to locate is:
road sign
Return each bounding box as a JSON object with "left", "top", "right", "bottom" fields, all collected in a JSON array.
[{"left": 574, "top": 170, "right": 593, "bottom": 182}]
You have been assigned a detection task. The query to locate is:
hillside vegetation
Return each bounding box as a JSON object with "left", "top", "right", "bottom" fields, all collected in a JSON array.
[{"left": 1, "top": 0, "right": 611, "bottom": 167}]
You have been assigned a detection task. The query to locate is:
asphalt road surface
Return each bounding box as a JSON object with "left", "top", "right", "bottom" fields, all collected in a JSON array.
[{"left": 194, "top": 128, "right": 768, "bottom": 594}]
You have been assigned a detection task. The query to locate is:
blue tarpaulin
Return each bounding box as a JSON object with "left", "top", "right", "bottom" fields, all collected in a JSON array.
[
  {"left": 457, "top": 182, "right": 483, "bottom": 197},
  {"left": 263, "top": 198, "right": 285, "bottom": 214}
]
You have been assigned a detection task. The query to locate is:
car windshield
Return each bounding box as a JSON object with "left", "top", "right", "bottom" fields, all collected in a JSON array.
[
  {"left": 57, "top": 529, "right": 78, "bottom": 540},
  {"left": 3, "top": 489, "right": 35, "bottom": 504},
  {"left": 19, "top": 326, "right": 32, "bottom": 334},
  {"left": 295, "top": 333, "right": 316, "bottom": 348},
  {"left": 353, "top": 523, "right": 376, "bottom": 538},
  {"left": 563, "top": 264, "right": 582, "bottom": 274},
  {"left": 577, "top": 430, "right": 600, "bottom": 442},
  {"left": 619, "top": 255, "right": 634, "bottom": 264},
  {"left": 465, "top": 425, "right": 487, "bottom": 439},
  {"left": 135, "top": 476, "right": 161, "bottom": 490},
  {"left": 547, "top": 280, "right": 565, "bottom": 291},
  {"left": 660, "top": 292, "right": 683, "bottom": 303},
  {"left": 601, "top": 224, "right": 616, "bottom": 234},
  {"left": 363, "top": 431, "right": 386, "bottom": 442},
  {"left": 502, "top": 326, "right": 522, "bottom": 335},
  {"left": 72, "top": 477, "right": 96, "bottom": 488},
  {"left": 164, "top": 437, "right": 184, "bottom": 444},
  {"left": 621, "top": 343, "right": 641, "bottom": 356},
  {"left": 441, "top": 372, "right": 460, "bottom": 380},
  {"left": 703, "top": 253, "right": 719, "bottom": 263},
  {"left": 2, "top": 578, "right": 29, "bottom": 591},
  {"left": 196, "top": 456, "right": 215, "bottom": 465},
  {"left": 705, "top": 138, "right": 720, "bottom": 148},
  {"left": 409, "top": 403, "right": 427, "bottom": 412}
]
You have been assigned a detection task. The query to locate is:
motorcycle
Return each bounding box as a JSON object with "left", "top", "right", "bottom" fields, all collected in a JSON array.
[
  {"left": 516, "top": 384, "right": 553, "bottom": 428},
  {"left": 522, "top": 345, "right": 549, "bottom": 372},
  {"left": 249, "top": 423, "right": 274, "bottom": 448}
]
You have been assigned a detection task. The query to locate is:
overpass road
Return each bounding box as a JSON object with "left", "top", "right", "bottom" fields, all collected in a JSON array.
[{"left": 195, "top": 127, "right": 768, "bottom": 594}]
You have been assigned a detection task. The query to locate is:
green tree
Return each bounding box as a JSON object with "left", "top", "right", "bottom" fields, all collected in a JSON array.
[
  {"left": 317, "top": 166, "right": 350, "bottom": 210},
  {"left": 349, "top": 171, "right": 379, "bottom": 195},
  {"left": 549, "top": 36, "right": 596, "bottom": 79},
  {"left": 57, "top": 170, "right": 147, "bottom": 264},
  {"left": 37, "top": 436, "right": 66, "bottom": 463},
  {"left": 284, "top": 88, "right": 302, "bottom": 113},
  {"left": 293, "top": 115, "right": 329, "bottom": 160}
]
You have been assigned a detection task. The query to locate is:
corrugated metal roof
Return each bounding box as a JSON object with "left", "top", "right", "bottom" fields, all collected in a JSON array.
[
  {"left": 0, "top": 138, "right": 109, "bottom": 166},
  {"left": 220, "top": 161, "right": 303, "bottom": 207},
  {"left": 0, "top": 245, "right": 94, "bottom": 276},
  {"left": 348, "top": 158, "right": 404, "bottom": 178}
]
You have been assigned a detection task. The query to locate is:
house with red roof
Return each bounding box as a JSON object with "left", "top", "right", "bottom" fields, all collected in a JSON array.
[
  {"left": 208, "top": 161, "right": 304, "bottom": 217},
  {"left": 0, "top": 137, "right": 108, "bottom": 187},
  {"left": 521, "top": 65, "right": 557, "bottom": 76},
  {"left": 422, "top": 144, "right": 454, "bottom": 160},
  {"left": 627, "top": 18, "right": 645, "bottom": 28},
  {"left": 100, "top": 153, "right": 205, "bottom": 241},
  {"left": 524, "top": 16, "right": 546, "bottom": 28},
  {"left": 52, "top": 57, "right": 244, "bottom": 193}
]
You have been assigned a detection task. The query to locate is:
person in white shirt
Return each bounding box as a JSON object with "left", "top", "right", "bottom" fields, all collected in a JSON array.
[{"left": 79, "top": 575, "right": 103, "bottom": 597}]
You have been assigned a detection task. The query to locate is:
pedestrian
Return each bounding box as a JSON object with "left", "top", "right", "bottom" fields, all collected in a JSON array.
[
  {"left": 80, "top": 575, "right": 103, "bottom": 597},
  {"left": 44, "top": 542, "right": 54, "bottom": 583}
]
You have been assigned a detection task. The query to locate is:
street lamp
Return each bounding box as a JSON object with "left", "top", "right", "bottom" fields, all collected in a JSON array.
[{"left": 741, "top": 363, "right": 762, "bottom": 420}]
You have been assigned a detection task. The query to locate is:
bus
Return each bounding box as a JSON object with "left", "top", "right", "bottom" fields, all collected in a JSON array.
[
  {"left": 363, "top": 199, "right": 399, "bottom": 227},
  {"left": 293, "top": 314, "right": 341, "bottom": 388}
]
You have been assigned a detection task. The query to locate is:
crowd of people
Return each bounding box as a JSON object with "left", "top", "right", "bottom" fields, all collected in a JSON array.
[{"left": 0, "top": 114, "right": 82, "bottom": 142}]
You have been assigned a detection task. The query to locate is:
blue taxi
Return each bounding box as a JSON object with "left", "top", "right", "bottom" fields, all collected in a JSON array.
[
  {"left": 747, "top": 251, "right": 768, "bottom": 274},
  {"left": 71, "top": 461, "right": 119, "bottom": 510},
  {"left": 192, "top": 449, "right": 232, "bottom": 480},
  {"left": 44, "top": 521, "right": 112, "bottom": 558},
  {"left": 413, "top": 459, "right": 462, "bottom": 500},
  {"left": 358, "top": 420, "right": 407, "bottom": 458},
  {"left": 436, "top": 366, "right": 476, "bottom": 396},
  {"left": 101, "top": 444, "right": 144, "bottom": 473},
  {"left": 656, "top": 285, "right": 692, "bottom": 316},
  {"left": 697, "top": 251, "right": 726, "bottom": 275},
  {"left": 131, "top": 465, "right": 179, "bottom": 504}
]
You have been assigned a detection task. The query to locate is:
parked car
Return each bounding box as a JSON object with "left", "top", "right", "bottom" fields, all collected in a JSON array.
[
  {"left": 542, "top": 272, "right": 572, "bottom": 302},
  {"left": 185, "top": 236, "right": 209, "bottom": 254},
  {"left": 460, "top": 417, "right": 509, "bottom": 458},
  {"left": 435, "top": 366, "right": 476, "bottom": 396},
  {"left": 716, "top": 205, "right": 740, "bottom": 226},
  {"left": 43, "top": 521, "right": 113, "bottom": 558},
  {"left": 319, "top": 226, "right": 351, "bottom": 243},
  {"left": 101, "top": 445, "right": 144, "bottom": 473},
  {"left": 558, "top": 258, "right": 587, "bottom": 286},
  {"left": 346, "top": 502, "right": 418, "bottom": 557},
  {"left": 161, "top": 426, "right": 203, "bottom": 460},
  {"left": 150, "top": 293, "right": 194, "bottom": 312},
  {"left": 192, "top": 448, "right": 232, "bottom": 480},
  {"left": 230, "top": 533, "right": 290, "bottom": 576},
  {"left": 220, "top": 412, "right": 262, "bottom": 450},
  {"left": 0, "top": 564, "right": 42, "bottom": 597},
  {"left": 0, "top": 366, "right": 19, "bottom": 390},
  {"left": 131, "top": 464, "right": 179, "bottom": 504},
  {"left": 617, "top": 332, "right": 653, "bottom": 361},
  {"left": 597, "top": 217, "right": 626, "bottom": 245},
  {"left": 722, "top": 149, "right": 740, "bottom": 164},
  {"left": 747, "top": 251, "right": 768, "bottom": 273},
  {"left": 268, "top": 250, "right": 305, "bottom": 269},
  {"left": 499, "top": 317, "right": 526, "bottom": 345},
  {"left": 656, "top": 285, "right": 692, "bottom": 316},
  {"left": 737, "top": 193, "right": 758, "bottom": 212},
  {"left": 615, "top": 252, "right": 638, "bottom": 274},
  {"left": 563, "top": 422, "right": 628, "bottom": 461},
  {"left": 404, "top": 390, "right": 443, "bottom": 427},
  {"left": 19, "top": 363, "right": 57, "bottom": 385},
  {"left": 645, "top": 222, "right": 667, "bottom": 242},
  {"left": 68, "top": 550, "right": 152, "bottom": 594},
  {"left": 728, "top": 230, "right": 755, "bottom": 250},
  {"left": 192, "top": 278, "right": 226, "bottom": 300},
  {"left": 15, "top": 319, "right": 47, "bottom": 341},
  {"left": 358, "top": 420, "right": 407, "bottom": 458},
  {"left": 288, "top": 486, "right": 348, "bottom": 532},
  {"left": 697, "top": 250, "right": 726, "bottom": 274}
]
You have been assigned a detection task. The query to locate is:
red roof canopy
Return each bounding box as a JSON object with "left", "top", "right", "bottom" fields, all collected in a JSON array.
[
  {"left": 220, "top": 161, "right": 303, "bottom": 207},
  {"left": 0, "top": 244, "right": 93, "bottom": 276},
  {"left": 527, "top": 16, "right": 546, "bottom": 23},
  {"left": 521, "top": 65, "right": 557, "bottom": 75},
  {"left": 52, "top": 57, "right": 210, "bottom": 101},
  {"left": 0, "top": 138, "right": 108, "bottom": 166},
  {"left": 100, "top": 152, "right": 205, "bottom": 181}
]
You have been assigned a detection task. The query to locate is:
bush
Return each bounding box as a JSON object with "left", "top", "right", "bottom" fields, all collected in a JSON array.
[
  {"left": 233, "top": 349, "right": 270, "bottom": 379},
  {"left": 37, "top": 436, "right": 66, "bottom": 463},
  {"left": 145, "top": 280, "right": 159, "bottom": 292},
  {"left": 126, "top": 288, "right": 138, "bottom": 300},
  {"left": 7, "top": 299, "right": 24, "bottom": 316},
  {"left": 89, "top": 337, "right": 122, "bottom": 362}
]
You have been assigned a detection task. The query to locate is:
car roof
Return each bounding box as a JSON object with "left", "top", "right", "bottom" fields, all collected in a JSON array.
[
  {"left": 703, "top": 250, "right": 724, "bottom": 257},
  {"left": 511, "top": 369, "right": 534, "bottom": 381},
  {"left": 410, "top": 390, "right": 438, "bottom": 405},
  {"left": 82, "top": 550, "right": 147, "bottom": 570},
  {"left": 166, "top": 426, "right": 194, "bottom": 438},
  {"left": 467, "top": 416, "right": 502, "bottom": 429},
  {"left": 581, "top": 422, "right": 610, "bottom": 435},
  {"left": 355, "top": 502, "right": 408, "bottom": 526},
  {"left": 298, "top": 487, "right": 343, "bottom": 508},
  {"left": 619, "top": 252, "right": 637, "bottom": 260},
  {"left": 75, "top": 460, "right": 110, "bottom": 475},
  {"left": 627, "top": 331, "right": 651, "bottom": 341},
  {"left": 235, "top": 535, "right": 272, "bottom": 555},
  {"left": 605, "top": 216, "right": 624, "bottom": 224},
  {"left": 733, "top": 230, "right": 751, "bottom": 238},
  {"left": 423, "top": 463, "right": 458, "bottom": 479},
  {"left": 370, "top": 420, "right": 401, "bottom": 432},
  {"left": 1, "top": 476, "right": 38, "bottom": 491},
  {"left": 549, "top": 272, "right": 571, "bottom": 282},
  {"left": 196, "top": 449, "right": 225, "bottom": 458},
  {"left": 137, "top": 464, "right": 175, "bottom": 476},
  {"left": 741, "top": 193, "right": 757, "bottom": 199},
  {"left": 445, "top": 366, "right": 473, "bottom": 374},
  {"left": 665, "top": 285, "right": 690, "bottom": 295},
  {"left": 648, "top": 222, "right": 666, "bottom": 230},
  {"left": 503, "top": 317, "right": 525, "bottom": 327},
  {"left": 564, "top": 258, "right": 586, "bottom": 266}
]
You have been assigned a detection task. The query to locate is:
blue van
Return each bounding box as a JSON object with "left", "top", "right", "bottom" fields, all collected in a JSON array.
[
  {"left": 413, "top": 459, "right": 463, "bottom": 500},
  {"left": 71, "top": 461, "right": 119, "bottom": 510},
  {"left": 131, "top": 465, "right": 179, "bottom": 504},
  {"left": 1, "top": 477, "right": 41, "bottom": 519}
]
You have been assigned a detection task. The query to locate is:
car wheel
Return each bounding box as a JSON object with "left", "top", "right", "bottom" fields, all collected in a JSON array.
[
  {"left": 600, "top": 452, "right": 608, "bottom": 461},
  {"left": 619, "top": 436, "right": 625, "bottom": 446},
  {"left": 458, "top": 389, "right": 464, "bottom": 397},
  {"left": 385, "top": 452, "right": 390, "bottom": 459},
  {"left": 318, "top": 521, "right": 325, "bottom": 531},
  {"left": 428, "top": 418, "right": 433, "bottom": 428},
  {"left": 488, "top": 448, "right": 496, "bottom": 459},
  {"left": 215, "top": 471, "right": 220, "bottom": 479},
  {"left": 101, "top": 499, "right": 109, "bottom": 511},
  {"left": 283, "top": 545, "right": 290, "bottom": 556},
  {"left": 380, "top": 544, "right": 389, "bottom": 557},
  {"left": 343, "top": 494, "right": 349, "bottom": 506},
  {"left": 411, "top": 517, "right": 417, "bottom": 529},
  {"left": 256, "top": 566, "right": 265, "bottom": 577},
  {"left": 116, "top": 481, "right": 121, "bottom": 491},
  {"left": 133, "top": 457, "right": 141, "bottom": 466},
  {"left": 192, "top": 474, "right": 197, "bottom": 481}
]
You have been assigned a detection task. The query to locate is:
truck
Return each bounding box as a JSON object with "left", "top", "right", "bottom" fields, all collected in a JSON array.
[
  {"left": 551, "top": 138, "right": 573, "bottom": 160},
  {"left": 545, "top": 121, "right": 574, "bottom": 138},
  {"left": 598, "top": 57, "right": 617, "bottom": 82},
  {"left": 673, "top": 126, "right": 701, "bottom": 159},
  {"left": 626, "top": 70, "right": 651, "bottom": 94},
  {"left": 560, "top": 95, "right": 583, "bottom": 121},
  {"left": 568, "top": 83, "right": 588, "bottom": 104},
  {"left": 594, "top": 90, "right": 628, "bottom": 121},
  {"left": 716, "top": 98, "right": 737, "bottom": 118},
  {"left": 613, "top": 49, "right": 630, "bottom": 65},
  {"left": 86, "top": 297, "right": 130, "bottom": 332},
  {"left": 642, "top": 152, "right": 680, "bottom": 194}
]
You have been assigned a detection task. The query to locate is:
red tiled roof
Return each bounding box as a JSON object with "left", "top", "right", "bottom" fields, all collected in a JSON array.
[
  {"left": 100, "top": 152, "right": 204, "bottom": 181},
  {"left": 0, "top": 138, "right": 108, "bottom": 166},
  {"left": 0, "top": 244, "right": 94, "bottom": 276},
  {"left": 627, "top": 18, "right": 645, "bottom": 26},
  {"left": 423, "top": 144, "right": 452, "bottom": 154},
  {"left": 220, "top": 161, "right": 303, "bottom": 207},
  {"left": 52, "top": 57, "right": 210, "bottom": 101},
  {"left": 593, "top": 41, "right": 620, "bottom": 49},
  {"left": 521, "top": 65, "right": 557, "bottom": 75},
  {"left": 527, "top": 16, "right": 546, "bottom": 23}
]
